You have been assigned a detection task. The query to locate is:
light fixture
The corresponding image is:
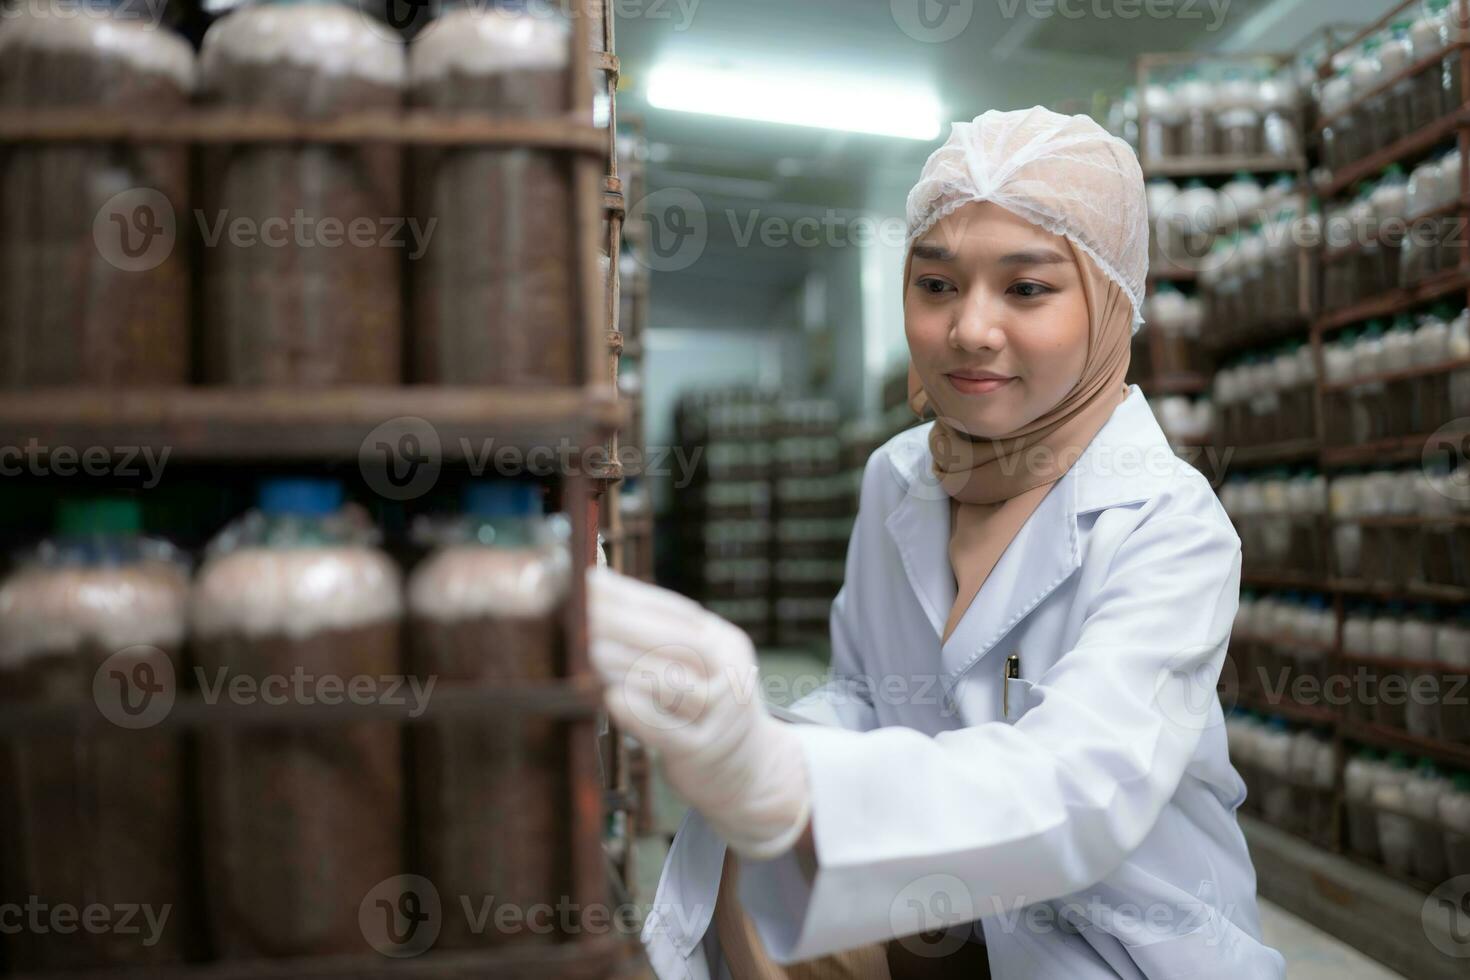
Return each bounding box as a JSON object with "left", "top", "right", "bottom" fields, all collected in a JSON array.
[{"left": 646, "top": 61, "right": 942, "bottom": 141}]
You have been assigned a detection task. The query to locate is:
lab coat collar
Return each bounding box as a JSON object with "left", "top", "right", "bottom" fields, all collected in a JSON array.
[{"left": 882, "top": 386, "right": 1176, "bottom": 682}]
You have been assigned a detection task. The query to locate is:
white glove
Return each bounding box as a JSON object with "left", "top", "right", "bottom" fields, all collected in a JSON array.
[{"left": 586, "top": 566, "right": 812, "bottom": 861}]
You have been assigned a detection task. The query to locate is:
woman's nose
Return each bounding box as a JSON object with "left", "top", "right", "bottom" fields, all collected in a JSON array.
[{"left": 949, "top": 292, "right": 1006, "bottom": 352}]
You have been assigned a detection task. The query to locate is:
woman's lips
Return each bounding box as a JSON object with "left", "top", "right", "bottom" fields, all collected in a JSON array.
[{"left": 946, "top": 373, "right": 1015, "bottom": 395}]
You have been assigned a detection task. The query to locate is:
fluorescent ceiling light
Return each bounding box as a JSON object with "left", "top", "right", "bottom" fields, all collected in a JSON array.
[{"left": 646, "top": 61, "right": 942, "bottom": 141}]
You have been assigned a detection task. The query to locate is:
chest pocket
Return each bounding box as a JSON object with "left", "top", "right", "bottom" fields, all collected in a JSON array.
[{"left": 999, "top": 655, "right": 1034, "bottom": 725}]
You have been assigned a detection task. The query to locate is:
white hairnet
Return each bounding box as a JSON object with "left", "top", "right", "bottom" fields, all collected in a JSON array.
[{"left": 905, "top": 106, "right": 1150, "bottom": 332}]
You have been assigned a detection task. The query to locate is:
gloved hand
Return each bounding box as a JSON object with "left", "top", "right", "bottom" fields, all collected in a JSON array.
[{"left": 586, "top": 566, "right": 812, "bottom": 861}]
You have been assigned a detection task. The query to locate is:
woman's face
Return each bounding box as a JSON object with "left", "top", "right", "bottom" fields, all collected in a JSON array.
[{"left": 905, "top": 200, "right": 1090, "bottom": 439}]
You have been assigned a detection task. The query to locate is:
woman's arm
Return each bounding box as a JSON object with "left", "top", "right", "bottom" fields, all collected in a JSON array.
[{"left": 735, "top": 510, "right": 1242, "bottom": 964}]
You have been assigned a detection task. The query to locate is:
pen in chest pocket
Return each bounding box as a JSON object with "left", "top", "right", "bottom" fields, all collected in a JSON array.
[{"left": 1003, "top": 652, "right": 1020, "bottom": 717}]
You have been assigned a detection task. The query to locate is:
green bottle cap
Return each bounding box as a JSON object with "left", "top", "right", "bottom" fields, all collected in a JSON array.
[{"left": 56, "top": 498, "right": 142, "bottom": 536}]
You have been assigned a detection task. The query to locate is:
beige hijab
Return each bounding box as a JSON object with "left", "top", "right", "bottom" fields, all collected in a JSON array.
[{"left": 903, "top": 232, "right": 1133, "bottom": 644}]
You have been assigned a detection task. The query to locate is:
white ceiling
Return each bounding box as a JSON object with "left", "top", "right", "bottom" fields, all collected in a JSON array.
[{"left": 613, "top": 0, "right": 1383, "bottom": 322}]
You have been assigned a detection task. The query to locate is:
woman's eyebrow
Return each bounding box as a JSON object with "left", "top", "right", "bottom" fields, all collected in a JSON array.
[
  {"left": 911, "top": 243, "right": 1070, "bottom": 266},
  {"left": 911, "top": 241, "right": 953, "bottom": 261},
  {"left": 998, "top": 248, "right": 1070, "bottom": 266}
]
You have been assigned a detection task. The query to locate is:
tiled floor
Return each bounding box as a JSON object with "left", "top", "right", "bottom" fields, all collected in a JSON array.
[{"left": 624, "top": 648, "right": 1409, "bottom": 978}]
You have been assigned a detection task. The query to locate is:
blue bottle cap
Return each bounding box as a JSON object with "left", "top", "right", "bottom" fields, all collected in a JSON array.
[
  {"left": 257, "top": 478, "right": 344, "bottom": 517},
  {"left": 463, "top": 481, "right": 541, "bottom": 518}
]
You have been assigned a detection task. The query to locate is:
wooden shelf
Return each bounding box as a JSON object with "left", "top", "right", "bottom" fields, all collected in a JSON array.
[
  {"left": 1340, "top": 720, "right": 1470, "bottom": 772},
  {"left": 1319, "top": 106, "right": 1470, "bottom": 200},
  {"left": 1317, "top": 43, "right": 1470, "bottom": 134},
  {"left": 1202, "top": 316, "right": 1312, "bottom": 357},
  {"left": 1241, "top": 571, "right": 1327, "bottom": 593},
  {"left": 1140, "top": 372, "right": 1210, "bottom": 396},
  {"left": 1149, "top": 265, "right": 1199, "bottom": 283},
  {"left": 1323, "top": 197, "right": 1470, "bottom": 262},
  {"left": 1141, "top": 154, "right": 1305, "bottom": 180},
  {"left": 1224, "top": 438, "right": 1320, "bottom": 469},
  {"left": 1334, "top": 514, "right": 1470, "bottom": 528},
  {"left": 1329, "top": 578, "right": 1470, "bottom": 604},
  {"left": 1322, "top": 357, "right": 1470, "bottom": 391},
  {"left": 0, "top": 109, "right": 609, "bottom": 153},
  {"left": 0, "top": 387, "right": 625, "bottom": 463},
  {"left": 1314, "top": 268, "right": 1470, "bottom": 334},
  {"left": 1321, "top": 425, "right": 1470, "bottom": 468},
  {"left": 1, "top": 936, "right": 646, "bottom": 980},
  {"left": 1236, "top": 691, "right": 1338, "bottom": 726}
]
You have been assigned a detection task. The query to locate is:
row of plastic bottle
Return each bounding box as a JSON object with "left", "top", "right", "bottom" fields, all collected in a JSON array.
[
  {"left": 1148, "top": 173, "right": 1303, "bottom": 270},
  {"left": 1225, "top": 716, "right": 1335, "bottom": 841},
  {"left": 1220, "top": 470, "right": 1329, "bottom": 580},
  {"left": 1230, "top": 592, "right": 1336, "bottom": 697},
  {"left": 1235, "top": 591, "right": 1336, "bottom": 649},
  {"left": 0, "top": 482, "right": 572, "bottom": 964},
  {"left": 1213, "top": 343, "right": 1319, "bottom": 446},
  {"left": 1231, "top": 594, "right": 1470, "bottom": 741},
  {"left": 1138, "top": 284, "right": 1208, "bottom": 380},
  {"left": 1114, "top": 65, "right": 1305, "bottom": 162},
  {"left": 1197, "top": 200, "right": 1319, "bottom": 338},
  {"left": 1345, "top": 751, "right": 1470, "bottom": 884},
  {"left": 1321, "top": 152, "right": 1466, "bottom": 311},
  {"left": 1319, "top": 1, "right": 1468, "bottom": 172},
  {"left": 1331, "top": 465, "right": 1470, "bottom": 591},
  {"left": 1150, "top": 396, "right": 1213, "bottom": 445},
  {"left": 1321, "top": 308, "right": 1470, "bottom": 444}
]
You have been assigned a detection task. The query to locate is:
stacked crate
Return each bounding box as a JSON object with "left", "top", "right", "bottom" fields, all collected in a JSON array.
[
  {"left": 671, "top": 387, "right": 779, "bottom": 646},
  {"left": 771, "top": 400, "right": 847, "bottom": 647}
]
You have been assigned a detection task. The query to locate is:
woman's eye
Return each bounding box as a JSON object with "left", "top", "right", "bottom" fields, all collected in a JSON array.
[
  {"left": 1009, "top": 281, "right": 1051, "bottom": 298},
  {"left": 916, "top": 277, "right": 952, "bottom": 295}
]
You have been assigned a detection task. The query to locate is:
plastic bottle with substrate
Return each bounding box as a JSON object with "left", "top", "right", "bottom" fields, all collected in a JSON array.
[
  {"left": 1406, "top": 760, "right": 1451, "bottom": 882},
  {"left": 405, "top": 481, "right": 573, "bottom": 948},
  {"left": 0, "top": 1, "right": 194, "bottom": 387},
  {"left": 1344, "top": 750, "right": 1384, "bottom": 860},
  {"left": 0, "top": 498, "right": 192, "bottom": 969},
  {"left": 197, "top": 0, "right": 406, "bottom": 384},
  {"left": 1441, "top": 772, "right": 1470, "bottom": 878},
  {"left": 191, "top": 478, "right": 404, "bottom": 957},
  {"left": 407, "top": 1, "right": 587, "bottom": 386},
  {"left": 1374, "top": 753, "right": 1416, "bottom": 877}
]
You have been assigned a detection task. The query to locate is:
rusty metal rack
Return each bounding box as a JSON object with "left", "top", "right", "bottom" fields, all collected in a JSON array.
[{"left": 0, "top": 0, "right": 648, "bottom": 975}]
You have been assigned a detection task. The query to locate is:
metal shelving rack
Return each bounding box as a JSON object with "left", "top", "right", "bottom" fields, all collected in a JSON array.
[
  {"left": 0, "top": 0, "right": 647, "bottom": 975},
  {"left": 1133, "top": 51, "right": 1314, "bottom": 467},
  {"left": 1195, "top": 6, "right": 1470, "bottom": 972}
]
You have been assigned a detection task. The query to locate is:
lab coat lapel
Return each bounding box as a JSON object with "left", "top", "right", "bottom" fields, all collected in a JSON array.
[
  {"left": 882, "top": 480, "right": 956, "bottom": 642},
  {"left": 938, "top": 475, "right": 1079, "bottom": 682},
  {"left": 881, "top": 439, "right": 1079, "bottom": 673},
  {"left": 880, "top": 389, "right": 1165, "bottom": 689}
]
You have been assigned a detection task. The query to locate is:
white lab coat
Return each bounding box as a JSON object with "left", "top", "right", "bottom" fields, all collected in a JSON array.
[{"left": 639, "top": 385, "right": 1286, "bottom": 980}]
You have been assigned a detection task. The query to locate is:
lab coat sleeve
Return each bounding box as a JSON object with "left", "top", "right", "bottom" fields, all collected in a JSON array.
[{"left": 737, "top": 510, "right": 1242, "bottom": 964}]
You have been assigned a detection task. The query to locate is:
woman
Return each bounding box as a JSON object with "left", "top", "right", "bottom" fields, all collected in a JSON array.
[{"left": 588, "top": 107, "right": 1285, "bottom": 980}]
